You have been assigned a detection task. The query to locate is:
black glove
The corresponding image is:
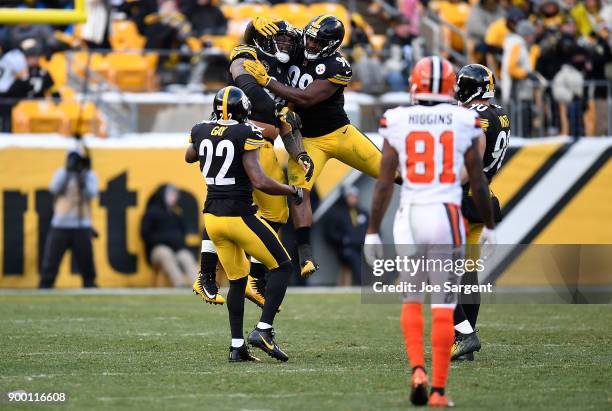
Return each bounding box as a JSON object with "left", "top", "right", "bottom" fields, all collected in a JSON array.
[
  {"left": 291, "top": 185, "right": 304, "bottom": 205},
  {"left": 297, "top": 152, "right": 314, "bottom": 182},
  {"left": 276, "top": 105, "right": 302, "bottom": 132}
]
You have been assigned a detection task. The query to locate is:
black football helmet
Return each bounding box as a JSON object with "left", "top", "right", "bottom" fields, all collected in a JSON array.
[
  {"left": 303, "top": 15, "right": 345, "bottom": 60},
  {"left": 456, "top": 64, "right": 496, "bottom": 105},
  {"left": 213, "top": 86, "right": 251, "bottom": 123},
  {"left": 244, "top": 19, "right": 301, "bottom": 63}
]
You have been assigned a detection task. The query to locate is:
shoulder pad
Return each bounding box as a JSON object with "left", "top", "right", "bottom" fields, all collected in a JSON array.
[
  {"left": 325, "top": 53, "right": 352, "bottom": 86},
  {"left": 230, "top": 45, "right": 258, "bottom": 62}
]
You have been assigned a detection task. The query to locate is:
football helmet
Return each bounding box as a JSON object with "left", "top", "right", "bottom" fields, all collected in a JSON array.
[
  {"left": 303, "top": 14, "right": 345, "bottom": 60},
  {"left": 456, "top": 64, "right": 496, "bottom": 105},
  {"left": 213, "top": 86, "right": 251, "bottom": 123},
  {"left": 245, "top": 19, "right": 301, "bottom": 63},
  {"left": 410, "top": 56, "right": 456, "bottom": 103}
]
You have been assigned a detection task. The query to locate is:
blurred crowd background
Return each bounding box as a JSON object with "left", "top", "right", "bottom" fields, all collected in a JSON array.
[{"left": 0, "top": 0, "right": 611, "bottom": 138}]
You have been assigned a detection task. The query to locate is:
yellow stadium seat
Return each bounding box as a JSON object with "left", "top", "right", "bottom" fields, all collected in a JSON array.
[
  {"left": 40, "top": 52, "right": 68, "bottom": 86},
  {"left": 271, "top": 3, "right": 309, "bottom": 28},
  {"left": 57, "top": 84, "right": 76, "bottom": 101},
  {"left": 12, "top": 100, "right": 63, "bottom": 133},
  {"left": 220, "top": 4, "right": 235, "bottom": 20},
  {"left": 105, "top": 53, "right": 155, "bottom": 91},
  {"left": 232, "top": 3, "right": 271, "bottom": 21},
  {"left": 203, "top": 35, "right": 240, "bottom": 55},
  {"left": 56, "top": 101, "right": 104, "bottom": 136},
  {"left": 308, "top": 3, "right": 351, "bottom": 44},
  {"left": 109, "top": 20, "right": 146, "bottom": 51},
  {"left": 71, "top": 51, "right": 109, "bottom": 81}
]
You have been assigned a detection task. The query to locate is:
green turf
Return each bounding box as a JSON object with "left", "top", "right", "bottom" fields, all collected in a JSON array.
[{"left": 0, "top": 293, "right": 610, "bottom": 410}]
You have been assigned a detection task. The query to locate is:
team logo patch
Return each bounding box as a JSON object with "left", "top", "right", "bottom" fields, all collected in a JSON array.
[{"left": 316, "top": 64, "right": 326, "bottom": 75}]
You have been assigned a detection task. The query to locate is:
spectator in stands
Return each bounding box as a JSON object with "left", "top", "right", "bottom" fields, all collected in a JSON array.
[
  {"left": 352, "top": 46, "right": 387, "bottom": 94},
  {"left": 141, "top": 184, "right": 198, "bottom": 287},
  {"left": 6, "top": 39, "right": 59, "bottom": 100},
  {"left": 116, "top": 0, "right": 158, "bottom": 34},
  {"left": 80, "top": 0, "right": 112, "bottom": 49},
  {"left": 142, "top": 0, "right": 192, "bottom": 50},
  {"left": 436, "top": 0, "right": 472, "bottom": 58},
  {"left": 398, "top": 0, "right": 421, "bottom": 38},
  {"left": 180, "top": 0, "right": 228, "bottom": 36},
  {"left": 552, "top": 39, "right": 588, "bottom": 138},
  {"left": 0, "top": 44, "right": 27, "bottom": 132},
  {"left": 502, "top": 20, "right": 540, "bottom": 136},
  {"left": 485, "top": 7, "right": 526, "bottom": 70},
  {"left": 9, "top": 23, "right": 61, "bottom": 58},
  {"left": 40, "top": 148, "right": 98, "bottom": 288},
  {"left": 571, "top": 0, "right": 605, "bottom": 38},
  {"left": 466, "top": 0, "right": 505, "bottom": 62},
  {"left": 323, "top": 186, "right": 369, "bottom": 286},
  {"left": 584, "top": 23, "right": 612, "bottom": 136}
]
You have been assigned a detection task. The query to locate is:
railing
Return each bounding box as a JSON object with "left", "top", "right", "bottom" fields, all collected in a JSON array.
[{"left": 420, "top": 11, "right": 469, "bottom": 66}]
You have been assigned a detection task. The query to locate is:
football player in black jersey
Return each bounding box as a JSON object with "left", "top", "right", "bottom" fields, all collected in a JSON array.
[
  {"left": 186, "top": 86, "right": 303, "bottom": 362},
  {"left": 452, "top": 64, "right": 510, "bottom": 361},
  {"left": 194, "top": 18, "right": 314, "bottom": 309},
  {"left": 244, "top": 14, "right": 401, "bottom": 277}
]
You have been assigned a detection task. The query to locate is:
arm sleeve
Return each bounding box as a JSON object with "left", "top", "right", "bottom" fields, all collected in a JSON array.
[
  {"left": 83, "top": 171, "right": 98, "bottom": 199},
  {"left": 327, "top": 56, "right": 353, "bottom": 86},
  {"left": 49, "top": 169, "right": 68, "bottom": 194},
  {"left": 234, "top": 74, "right": 278, "bottom": 123},
  {"left": 244, "top": 126, "right": 266, "bottom": 151}
]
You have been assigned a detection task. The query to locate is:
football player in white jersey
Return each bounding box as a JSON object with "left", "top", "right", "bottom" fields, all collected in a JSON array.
[{"left": 364, "top": 56, "right": 496, "bottom": 408}]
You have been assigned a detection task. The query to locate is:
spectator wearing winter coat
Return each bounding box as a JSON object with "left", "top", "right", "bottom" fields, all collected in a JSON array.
[{"left": 141, "top": 184, "right": 198, "bottom": 287}]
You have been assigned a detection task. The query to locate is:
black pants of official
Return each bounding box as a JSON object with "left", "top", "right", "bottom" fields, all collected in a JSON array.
[{"left": 40, "top": 227, "right": 97, "bottom": 288}]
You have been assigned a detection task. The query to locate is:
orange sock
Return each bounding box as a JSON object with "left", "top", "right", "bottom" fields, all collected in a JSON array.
[
  {"left": 400, "top": 303, "right": 424, "bottom": 369},
  {"left": 431, "top": 307, "right": 455, "bottom": 389}
]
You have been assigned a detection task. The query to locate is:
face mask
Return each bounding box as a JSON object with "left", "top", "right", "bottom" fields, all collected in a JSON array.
[{"left": 275, "top": 51, "right": 290, "bottom": 63}]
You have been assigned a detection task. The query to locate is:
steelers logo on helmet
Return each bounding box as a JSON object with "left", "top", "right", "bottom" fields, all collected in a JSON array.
[
  {"left": 303, "top": 15, "right": 345, "bottom": 61},
  {"left": 456, "top": 64, "right": 496, "bottom": 105},
  {"left": 213, "top": 86, "right": 251, "bottom": 123},
  {"left": 316, "top": 64, "right": 326, "bottom": 75}
]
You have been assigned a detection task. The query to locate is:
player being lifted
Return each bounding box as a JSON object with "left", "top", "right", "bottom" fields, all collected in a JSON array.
[
  {"left": 364, "top": 57, "right": 496, "bottom": 407},
  {"left": 452, "top": 64, "right": 509, "bottom": 361},
  {"left": 193, "top": 18, "right": 314, "bottom": 307},
  {"left": 244, "top": 15, "right": 401, "bottom": 277},
  {"left": 186, "top": 86, "right": 303, "bottom": 362}
]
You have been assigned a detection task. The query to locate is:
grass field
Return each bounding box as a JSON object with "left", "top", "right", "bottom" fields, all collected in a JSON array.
[{"left": 1, "top": 292, "right": 611, "bottom": 410}]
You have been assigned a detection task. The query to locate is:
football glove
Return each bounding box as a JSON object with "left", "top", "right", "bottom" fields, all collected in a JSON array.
[
  {"left": 276, "top": 106, "right": 302, "bottom": 131},
  {"left": 291, "top": 185, "right": 304, "bottom": 205},
  {"left": 243, "top": 59, "right": 270, "bottom": 86},
  {"left": 479, "top": 227, "right": 496, "bottom": 245},
  {"left": 253, "top": 17, "right": 281, "bottom": 37},
  {"left": 364, "top": 233, "right": 384, "bottom": 267},
  {"left": 297, "top": 152, "right": 314, "bottom": 182}
]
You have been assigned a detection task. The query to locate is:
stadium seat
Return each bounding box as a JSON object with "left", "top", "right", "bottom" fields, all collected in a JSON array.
[
  {"left": 11, "top": 100, "right": 63, "bottom": 133},
  {"left": 308, "top": 3, "right": 351, "bottom": 44},
  {"left": 232, "top": 3, "right": 271, "bottom": 21},
  {"left": 109, "top": 20, "right": 146, "bottom": 51},
  {"left": 203, "top": 35, "right": 241, "bottom": 55},
  {"left": 57, "top": 84, "right": 76, "bottom": 100},
  {"left": 40, "top": 52, "right": 68, "bottom": 86},
  {"left": 71, "top": 51, "right": 109, "bottom": 82},
  {"left": 271, "top": 3, "right": 310, "bottom": 28},
  {"left": 105, "top": 53, "right": 155, "bottom": 91},
  {"left": 56, "top": 101, "right": 104, "bottom": 136}
]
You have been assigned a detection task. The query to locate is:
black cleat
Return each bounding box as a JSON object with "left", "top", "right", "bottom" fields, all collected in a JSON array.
[
  {"left": 228, "top": 344, "right": 260, "bottom": 363},
  {"left": 451, "top": 330, "right": 481, "bottom": 361},
  {"left": 193, "top": 272, "right": 225, "bottom": 305},
  {"left": 247, "top": 327, "right": 288, "bottom": 362},
  {"left": 455, "top": 352, "right": 475, "bottom": 361}
]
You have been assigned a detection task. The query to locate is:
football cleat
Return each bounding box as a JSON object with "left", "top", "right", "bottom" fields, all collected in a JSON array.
[
  {"left": 245, "top": 275, "right": 266, "bottom": 308},
  {"left": 228, "top": 344, "right": 261, "bottom": 363},
  {"left": 451, "top": 331, "right": 481, "bottom": 361},
  {"left": 409, "top": 368, "right": 429, "bottom": 406},
  {"left": 428, "top": 393, "right": 454, "bottom": 408},
  {"left": 300, "top": 260, "right": 319, "bottom": 278},
  {"left": 247, "top": 327, "right": 288, "bottom": 362},
  {"left": 193, "top": 272, "right": 225, "bottom": 305},
  {"left": 454, "top": 352, "right": 475, "bottom": 361}
]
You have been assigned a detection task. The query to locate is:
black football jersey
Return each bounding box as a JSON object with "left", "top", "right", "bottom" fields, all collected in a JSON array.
[
  {"left": 469, "top": 103, "right": 510, "bottom": 182},
  {"left": 288, "top": 51, "right": 352, "bottom": 137},
  {"left": 461, "top": 103, "right": 510, "bottom": 223},
  {"left": 229, "top": 45, "right": 290, "bottom": 125},
  {"left": 190, "top": 120, "right": 265, "bottom": 216}
]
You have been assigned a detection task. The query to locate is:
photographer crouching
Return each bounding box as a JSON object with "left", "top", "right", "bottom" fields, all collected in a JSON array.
[{"left": 40, "top": 149, "right": 98, "bottom": 288}]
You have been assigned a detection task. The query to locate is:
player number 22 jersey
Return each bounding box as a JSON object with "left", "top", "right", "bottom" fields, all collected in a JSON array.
[{"left": 380, "top": 103, "right": 482, "bottom": 206}]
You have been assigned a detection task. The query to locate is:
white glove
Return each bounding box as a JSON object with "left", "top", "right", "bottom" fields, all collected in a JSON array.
[
  {"left": 364, "top": 233, "right": 384, "bottom": 267},
  {"left": 479, "top": 227, "right": 497, "bottom": 245}
]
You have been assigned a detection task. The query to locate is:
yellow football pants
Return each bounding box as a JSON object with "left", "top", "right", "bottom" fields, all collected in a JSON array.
[
  {"left": 252, "top": 141, "right": 289, "bottom": 224},
  {"left": 203, "top": 213, "right": 290, "bottom": 280},
  {"left": 287, "top": 124, "right": 384, "bottom": 190}
]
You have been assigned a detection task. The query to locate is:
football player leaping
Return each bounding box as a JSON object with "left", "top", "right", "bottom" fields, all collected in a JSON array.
[
  {"left": 244, "top": 14, "right": 401, "bottom": 278},
  {"left": 192, "top": 18, "right": 314, "bottom": 307},
  {"left": 364, "top": 57, "right": 496, "bottom": 407},
  {"left": 451, "top": 64, "right": 510, "bottom": 361},
  {"left": 186, "top": 86, "right": 303, "bottom": 362}
]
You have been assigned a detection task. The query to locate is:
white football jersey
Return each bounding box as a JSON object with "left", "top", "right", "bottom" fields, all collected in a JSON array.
[{"left": 380, "top": 103, "right": 482, "bottom": 206}]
